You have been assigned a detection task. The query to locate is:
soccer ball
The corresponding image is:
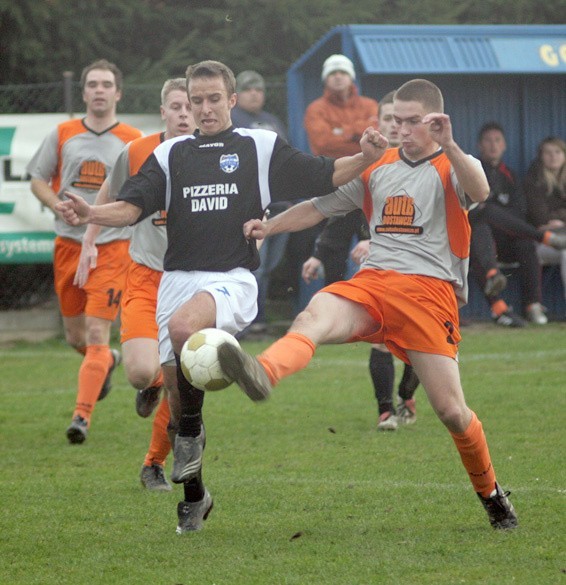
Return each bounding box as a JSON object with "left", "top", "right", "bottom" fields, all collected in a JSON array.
[{"left": 180, "top": 328, "right": 240, "bottom": 391}]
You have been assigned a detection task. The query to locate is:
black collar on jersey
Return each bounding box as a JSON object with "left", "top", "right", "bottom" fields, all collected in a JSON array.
[
  {"left": 81, "top": 118, "right": 121, "bottom": 136},
  {"left": 399, "top": 147, "right": 444, "bottom": 168},
  {"left": 193, "top": 126, "right": 235, "bottom": 143}
]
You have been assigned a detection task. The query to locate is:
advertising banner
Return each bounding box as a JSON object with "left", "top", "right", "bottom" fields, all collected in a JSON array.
[{"left": 0, "top": 114, "right": 162, "bottom": 264}]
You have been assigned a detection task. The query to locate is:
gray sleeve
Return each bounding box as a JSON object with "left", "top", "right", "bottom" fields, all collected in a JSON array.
[
  {"left": 312, "top": 177, "right": 365, "bottom": 217},
  {"left": 26, "top": 128, "right": 59, "bottom": 181},
  {"left": 107, "top": 143, "right": 132, "bottom": 201}
]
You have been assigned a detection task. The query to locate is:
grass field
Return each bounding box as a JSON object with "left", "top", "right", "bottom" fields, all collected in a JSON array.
[{"left": 1, "top": 323, "right": 565, "bottom": 584}]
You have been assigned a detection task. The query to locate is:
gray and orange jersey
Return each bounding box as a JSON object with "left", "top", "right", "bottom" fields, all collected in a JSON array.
[
  {"left": 27, "top": 118, "right": 141, "bottom": 244},
  {"left": 108, "top": 132, "right": 167, "bottom": 272},
  {"left": 312, "top": 147, "right": 481, "bottom": 306}
]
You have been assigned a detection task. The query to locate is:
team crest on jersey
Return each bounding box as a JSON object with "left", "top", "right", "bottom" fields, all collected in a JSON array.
[{"left": 220, "top": 153, "right": 239, "bottom": 173}]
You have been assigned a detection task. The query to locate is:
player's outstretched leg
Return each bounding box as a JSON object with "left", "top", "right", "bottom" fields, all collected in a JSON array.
[
  {"left": 176, "top": 488, "right": 213, "bottom": 534},
  {"left": 217, "top": 342, "right": 272, "bottom": 401}
]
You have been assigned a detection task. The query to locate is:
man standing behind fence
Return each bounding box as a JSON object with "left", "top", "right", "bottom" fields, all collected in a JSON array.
[{"left": 27, "top": 59, "right": 142, "bottom": 444}]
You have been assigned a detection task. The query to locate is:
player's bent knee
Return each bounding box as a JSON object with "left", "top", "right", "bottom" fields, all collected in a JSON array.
[
  {"left": 125, "top": 367, "right": 158, "bottom": 391},
  {"left": 436, "top": 405, "right": 470, "bottom": 433}
]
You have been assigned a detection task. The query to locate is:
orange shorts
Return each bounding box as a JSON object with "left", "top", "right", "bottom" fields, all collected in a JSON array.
[
  {"left": 322, "top": 269, "right": 461, "bottom": 364},
  {"left": 54, "top": 236, "right": 131, "bottom": 320},
  {"left": 120, "top": 262, "right": 162, "bottom": 343}
]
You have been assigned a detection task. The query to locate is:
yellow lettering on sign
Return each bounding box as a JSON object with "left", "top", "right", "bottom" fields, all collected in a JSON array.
[{"left": 540, "top": 45, "right": 558, "bottom": 67}]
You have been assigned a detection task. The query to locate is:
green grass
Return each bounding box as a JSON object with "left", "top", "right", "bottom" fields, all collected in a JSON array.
[{"left": 1, "top": 323, "right": 565, "bottom": 585}]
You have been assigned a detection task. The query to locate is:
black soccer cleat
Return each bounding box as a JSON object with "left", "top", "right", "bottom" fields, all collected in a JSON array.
[
  {"left": 66, "top": 415, "right": 88, "bottom": 444},
  {"left": 217, "top": 342, "right": 272, "bottom": 401},
  {"left": 98, "top": 349, "right": 121, "bottom": 401},
  {"left": 477, "top": 482, "right": 518, "bottom": 530},
  {"left": 135, "top": 385, "right": 162, "bottom": 418}
]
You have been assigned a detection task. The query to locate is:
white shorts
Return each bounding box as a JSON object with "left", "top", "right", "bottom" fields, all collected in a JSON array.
[{"left": 156, "top": 268, "right": 258, "bottom": 365}]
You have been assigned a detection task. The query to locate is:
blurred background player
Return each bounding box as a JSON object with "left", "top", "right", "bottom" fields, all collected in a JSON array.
[
  {"left": 302, "top": 91, "right": 420, "bottom": 431},
  {"left": 26, "top": 59, "right": 141, "bottom": 444},
  {"left": 75, "top": 78, "right": 196, "bottom": 489},
  {"left": 232, "top": 70, "right": 291, "bottom": 336}
]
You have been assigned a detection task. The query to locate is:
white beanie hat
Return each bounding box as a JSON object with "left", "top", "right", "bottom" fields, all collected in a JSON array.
[{"left": 321, "top": 54, "right": 356, "bottom": 82}]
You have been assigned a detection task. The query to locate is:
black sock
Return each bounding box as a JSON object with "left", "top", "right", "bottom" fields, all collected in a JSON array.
[
  {"left": 184, "top": 470, "right": 205, "bottom": 502},
  {"left": 174, "top": 353, "right": 205, "bottom": 437},
  {"left": 369, "top": 348, "right": 395, "bottom": 415},
  {"left": 398, "top": 364, "right": 420, "bottom": 400}
]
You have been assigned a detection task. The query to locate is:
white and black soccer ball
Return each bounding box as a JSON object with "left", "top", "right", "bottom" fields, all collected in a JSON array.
[{"left": 180, "top": 328, "right": 240, "bottom": 391}]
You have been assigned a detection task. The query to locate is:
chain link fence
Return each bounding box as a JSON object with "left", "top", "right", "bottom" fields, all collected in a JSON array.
[{"left": 0, "top": 77, "right": 165, "bottom": 310}]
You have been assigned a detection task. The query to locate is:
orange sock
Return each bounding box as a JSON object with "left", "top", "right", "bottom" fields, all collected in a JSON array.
[
  {"left": 73, "top": 344, "right": 113, "bottom": 422},
  {"left": 485, "top": 268, "right": 498, "bottom": 279},
  {"left": 150, "top": 370, "right": 164, "bottom": 389},
  {"left": 450, "top": 411, "right": 496, "bottom": 497},
  {"left": 258, "top": 332, "right": 316, "bottom": 386},
  {"left": 490, "top": 299, "right": 509, "bottom": 317},
  {"left": 144, "top": 395, "right": 171, "bottom": 467},
  {"left": 542, "top": 230, "right": 552, "bottom": 246}
]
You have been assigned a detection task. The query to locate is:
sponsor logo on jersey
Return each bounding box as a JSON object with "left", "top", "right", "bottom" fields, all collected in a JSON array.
[
  {"left": 199, "top": 142, "right": 224, "bottom": 148},
  {"left": 220, "top": 153, "right": 239, "bottom": 173},
  {"left": 375, "top": 191, "right": 423, "bottom": 235},
  {"left": 183, "top": 183, "right": 239, "bottom": 212},
  {"left": 72, "top": 160, "right": 106, "bottom": 190}
]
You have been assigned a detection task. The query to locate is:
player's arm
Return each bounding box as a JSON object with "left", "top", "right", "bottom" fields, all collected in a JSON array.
[
  {"left": 244, "top": 200, "right": 325, "bottom": 241},
  {"left": 55, "top": 191, "right": 142, "bottom": 227},
  {"left": 331, "top": 127, "right": 388, "bottom": 187},
  {"left": 73, "top": 179, "right": 111, "bottom": 287},
  {"left": 423, "top": 113, "right": 489, "bottom": 203},
  {"left": 30, "top": 178, "right": 64, "bottom": 219}
]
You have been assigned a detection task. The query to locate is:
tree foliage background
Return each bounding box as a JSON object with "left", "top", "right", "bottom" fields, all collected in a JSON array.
[{"left": 0, "top": 0, "right": 563, "bottom": 116}]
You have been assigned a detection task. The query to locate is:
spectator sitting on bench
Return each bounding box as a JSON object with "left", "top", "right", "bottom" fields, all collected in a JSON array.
[
  {"left": 468, "top": 122, "right": 566, "bottom": 326},
  {"left": 524, "top": 136, "right": 566, "bottom": 314}
]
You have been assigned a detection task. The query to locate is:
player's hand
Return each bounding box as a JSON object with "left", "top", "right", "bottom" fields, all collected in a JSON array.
[
  {"left": 350, "top": 239, "right": 370, "bottom": 265},
  {"left": 422, "top": 113, "right": 454, "bottom": 148},
  {"left": 54, "top": 191, "right": 91, "bottom": 226},
  {"left": 243, "top": 218, "right": 267, "bottom": 240},
  {"left": 73, "top": 240, "right": 98, "bottom": 288},
  {"left": 359, "top": 127, "right": 389, "bottom": 162},
  {"left": 301, "top": 256, "right": 322, "bottom": 284}
]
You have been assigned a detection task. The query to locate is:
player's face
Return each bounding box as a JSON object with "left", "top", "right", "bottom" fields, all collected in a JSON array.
[
  {"left": 378, "top": 103, "right": 399, "bottom": 146},
  {"left": 82, "top": 69, "right": 121, "bottom": 117},
  {"left": 540, "top": 142, "right": 565, "bottom": 173},
  {"left": 394, "top": 100, "right": 436, "bottom": 160},
  {"left": 161, "top": 89, "right": 195, "bottom": 138},
  {"left": 188, "top": 75, "right": 237, "bottom": 136},
  {"left": 236, "top": 88, "right": 265, "bottom": 114},
  {"left": 479, "top": 130, "right": 506, "bottom": 166}
]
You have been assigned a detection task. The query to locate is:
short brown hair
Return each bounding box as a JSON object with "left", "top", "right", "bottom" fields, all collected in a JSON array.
[
  {"left": 80, "top": 59, "right": 123, "bottom": 91},
  {"left": 394, "top": 79, "right": 443, "bottom": 113},
  {"left": 161, "top": 78, "right": 187, "bottom": 105},
  {"left": 185, "top": 60, "right": 236, "bottom": 96}
]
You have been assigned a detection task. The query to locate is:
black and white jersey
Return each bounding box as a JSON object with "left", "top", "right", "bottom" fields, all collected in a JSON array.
[{"left": 118, "top": 126, "right": 335, "bottom": 273}]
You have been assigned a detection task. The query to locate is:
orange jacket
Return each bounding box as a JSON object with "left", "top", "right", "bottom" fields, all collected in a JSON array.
[{"left": 303, "top": 86, "right": 378, "bottom": 158}]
